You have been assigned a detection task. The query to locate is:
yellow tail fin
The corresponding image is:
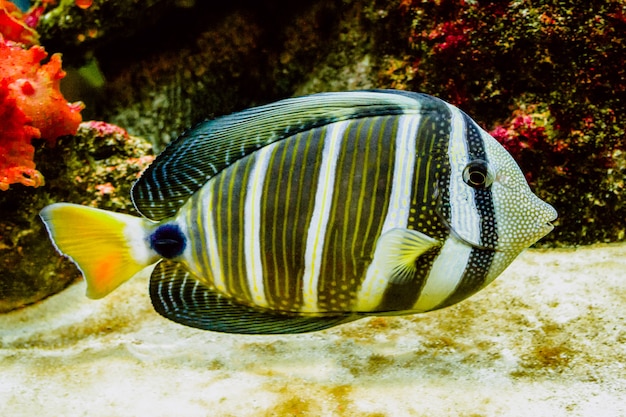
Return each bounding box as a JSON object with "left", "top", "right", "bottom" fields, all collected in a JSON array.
[{"left": 40, "top": 203, "right": 158, "bottom": 299}]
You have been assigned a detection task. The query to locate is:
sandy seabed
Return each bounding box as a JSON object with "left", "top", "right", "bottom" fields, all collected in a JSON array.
[{"left": 1, "top": 243, "right": 625, "bottom": 417}]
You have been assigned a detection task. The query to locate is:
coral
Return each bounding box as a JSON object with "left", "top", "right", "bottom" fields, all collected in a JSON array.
[
  {"left": 489, "top": 102, "right": 566, "bottom": 186},
  {"left": 0, "top": 79, "right": 42, "bottom": 189},
  {"left": 75, "top": 0, "right": 94, "bottom": 10},
  {"left": 0, "top": 36, "right": 83, "bottom": 190}
]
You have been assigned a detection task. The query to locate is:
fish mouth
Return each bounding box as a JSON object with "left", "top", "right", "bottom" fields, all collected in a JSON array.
[
  {"left": 539, "top": 212, "right": 557, "bottom": 238},
  {"left": 541, "top": 205, "right": 558, "bottom": 235}
]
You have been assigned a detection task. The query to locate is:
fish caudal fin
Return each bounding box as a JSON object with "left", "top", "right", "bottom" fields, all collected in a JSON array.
[{"left": 40, "top": 203, "right": 158, "bottom": 299}]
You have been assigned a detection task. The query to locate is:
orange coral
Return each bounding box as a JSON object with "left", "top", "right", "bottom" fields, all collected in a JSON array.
[
  {"left": 0, "top": 37, "right": 84, "bottom": 190},
  {"left": 75, "top": 0, "right": 94, "bottom": 10}
]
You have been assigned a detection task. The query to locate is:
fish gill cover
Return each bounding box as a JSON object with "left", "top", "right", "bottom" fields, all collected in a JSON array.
[{"left": 0, "top": 0, "right": 83, "bottom": 191}]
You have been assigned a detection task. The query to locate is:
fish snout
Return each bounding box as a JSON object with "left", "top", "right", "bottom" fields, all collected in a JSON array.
[
  {"left": 532, "top": 197, "right": 558, "bottom": 242},
  {"left": 541, "top": 202, "right": 558, "bottom": 232}
]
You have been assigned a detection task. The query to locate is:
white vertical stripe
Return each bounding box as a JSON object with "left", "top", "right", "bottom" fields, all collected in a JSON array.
[
  {"left": 181, "top": 201, "right": 205, "bottom": 280},
  {"left": 356, "top": 115, "right": 421, "bottom": 311},
  {"left": 412, "top": 235, "right": 471, "bottom": 311},
  {"left": 301, "top": 121, "right": 350, "bottom": 312},
  {"left": 201, "top": 182, "right": 224, "bottom": 292},
  {"left": 243, "top": 143, "right": 277, "bottom": 308},
  {"left": 380, "top": 115, "right": 421, "bottom": 233},
  {"left": 445, "top": 103, "right": 481, "bottom": 245},
  {"left": 411, "top": 105, "right": 483, "bottom": 312}
]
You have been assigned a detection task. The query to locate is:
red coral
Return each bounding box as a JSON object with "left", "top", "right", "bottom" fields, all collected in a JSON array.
[
  {"left": 0, "top": 37, "right": 84, "bottom": 190},
  {"left": 75, "top": 0, "right": 94, "bottom": 10},
  {"left": 426, "top": 20, "right": 473, "bottom": 53},
  {"left": 490, "top": 114, "right": 548, "bottom": 159},
  {"left": 0, "top": 79, "right": 42, "bottom": 190}
]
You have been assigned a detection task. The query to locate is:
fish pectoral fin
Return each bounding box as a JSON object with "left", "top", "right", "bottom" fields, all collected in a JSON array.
[
  {"left": 374, "top": 228, "right": 440, "bottom": 285},
  {"left": 149, "top": 261, "right": 355, "bottom": 334}
]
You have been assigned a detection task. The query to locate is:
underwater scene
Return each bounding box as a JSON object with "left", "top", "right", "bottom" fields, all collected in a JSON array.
[{"left": 1, "top": 1, "right": 625, "bottom": 416}]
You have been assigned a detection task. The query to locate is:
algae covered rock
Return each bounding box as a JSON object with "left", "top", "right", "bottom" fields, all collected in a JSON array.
[
  {"left": 0, "top": 123, "right": 152, "bottom": 312},
  {"left": 36, "top": 0, "right": 180, "bottom": 60}
]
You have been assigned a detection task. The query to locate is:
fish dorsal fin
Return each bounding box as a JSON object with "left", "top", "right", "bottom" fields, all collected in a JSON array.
[
  {"left": 149, "top": 261, "right": 356, "bottom": 334},
  {"left": 133, "top": 90, "right": 424, "bottom": 220}
]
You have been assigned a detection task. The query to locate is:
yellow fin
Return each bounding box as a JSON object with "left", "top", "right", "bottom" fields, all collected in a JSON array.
[
  {"left": 40, "top": 203, "right": 158, "bottom": 299},
  {"left": 374, "top": 228, "right": 440, "bottom": 284}
]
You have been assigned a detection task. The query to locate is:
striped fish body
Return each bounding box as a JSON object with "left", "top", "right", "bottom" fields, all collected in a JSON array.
[
  {"left": 179, "top": 114, "right": 445, "bottom": 314},
  {"left": 40, "top": 90, "right": 557, "bottom": 334}
]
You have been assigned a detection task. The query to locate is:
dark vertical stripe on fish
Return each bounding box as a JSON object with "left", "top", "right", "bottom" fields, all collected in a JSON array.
[
  {"left": 440, "top": 114, "right": 497, "bottom": 308},
  {"left": 317, "top": 116, "right": 397, "bottom": 312},
  {"left": 212, "top": 154, "right": 254, "bottom": 302},
  {"left": 187, "top": 187, "right": 211, "bottom": 281},
  {"left": 259, "top": 128, "right": 326, "bottom": 311}
]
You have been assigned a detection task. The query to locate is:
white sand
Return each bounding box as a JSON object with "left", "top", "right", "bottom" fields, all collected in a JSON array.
[{"left": 1, "top": 244, "right": 625, "bottom": 417}]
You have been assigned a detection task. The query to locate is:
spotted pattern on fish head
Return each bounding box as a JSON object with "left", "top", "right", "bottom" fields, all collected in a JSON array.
[
  {"left": 481, "top": 131, "right": 557, "bottom": 253},
  {"left": 434, "top": 104, "right": 556, "bottom": 255}
]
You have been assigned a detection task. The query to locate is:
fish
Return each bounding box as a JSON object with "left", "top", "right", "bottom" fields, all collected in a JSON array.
[{"left": 39, "top": 90, "right": 557, "bottom": 334}]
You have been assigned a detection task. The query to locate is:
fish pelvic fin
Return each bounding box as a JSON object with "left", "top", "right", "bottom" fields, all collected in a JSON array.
[{"left": 40, "top": 203, "right": 159, "bottom": 299}]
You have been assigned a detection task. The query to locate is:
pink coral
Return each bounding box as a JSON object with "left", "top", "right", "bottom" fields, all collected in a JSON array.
[
  {"left": 426, "top": 20, "right": 473, "bottom": 53},
  {"left": 490, "top": 113, "right": 550, "bottom": 159},
  {"left": 81, "top": 121, "right": 129, "bottom": 139},
  {"left": 0, "top": 36, "right": 84, "bottom": 190}
]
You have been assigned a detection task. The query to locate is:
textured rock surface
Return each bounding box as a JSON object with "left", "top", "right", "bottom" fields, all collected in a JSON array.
[
  {"left": 94, "top": 0, "right": 369, "bottom": 151},
  {"left": 36, "top": 0, "right": 178, "bottom": 57},
  {"left": 1, "top": 244, "right": 625, "bottom": 416}
]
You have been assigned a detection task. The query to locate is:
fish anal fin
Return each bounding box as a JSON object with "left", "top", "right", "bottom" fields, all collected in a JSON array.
[
  {"left": 374, "top": 228, "right": 440, "bottom": 285},
  {"left": 150, "top": 261, "right": 355, "bottom": 334}
]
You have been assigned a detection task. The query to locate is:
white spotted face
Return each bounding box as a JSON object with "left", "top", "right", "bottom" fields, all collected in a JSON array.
[{"left": 481, "top": 130, "right": 558, "bottom": 253}]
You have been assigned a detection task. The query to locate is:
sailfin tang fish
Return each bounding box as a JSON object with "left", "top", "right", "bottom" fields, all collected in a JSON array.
[{"left": 40, "top": 90, "right": 557, "bottom": 334}]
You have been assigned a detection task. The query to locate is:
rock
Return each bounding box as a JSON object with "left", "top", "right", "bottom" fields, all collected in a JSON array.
[{"left": 37, "top": 0, "right": 179, "bottom": 61}]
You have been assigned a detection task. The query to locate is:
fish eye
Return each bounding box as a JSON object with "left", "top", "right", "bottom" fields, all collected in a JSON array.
[{"left": 462, "top": 160, "right": 493, "bottom": 189}]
